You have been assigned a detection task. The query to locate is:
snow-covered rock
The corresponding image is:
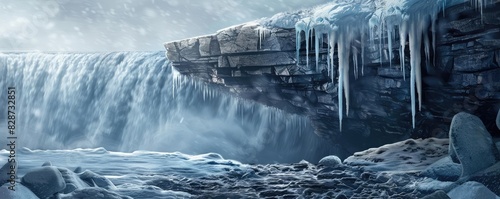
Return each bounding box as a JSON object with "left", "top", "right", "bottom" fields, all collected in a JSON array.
[
  {"left": 21, "top": 166, "right": 66, "bottom": 199},
  {"left": 59, "top": 187, "right": 132, "bottom": 199},
  {"left": 344, "top": 138, "right": 448, "bottom": 172},
  {"left": 422, "top": 156, "right": 461, "bottom": 181},
  {"left": 318, "top": 155, "right": 342, "bottom": 167},
  {"left": 448, "top": 112, "right": 499, "bottom": 177},
  {"left": 0, "top": 183, "right": 39, "bottom": 199},
  {"left": 57, "top": 167, "right": 90, "bottom": 194},
  {"left": 78, "top": 170, "right": 116, "bottom": 190},
  {"left": 447, "top": 181, "right": 500, "bottom": 199}
]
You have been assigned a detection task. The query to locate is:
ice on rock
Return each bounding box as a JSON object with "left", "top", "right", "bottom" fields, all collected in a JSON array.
[
  {"left": 21, "top": 166, "right": 66, "bottom": 199},
  {"left": 449, "top": 112, "right": 499, "bottom": 177},
  {"left": 447, "top": 181, "right": 500, "bottom": 199},
  {"left": 42, "top": 161, "right": 52, "bottom": 167},
  {"left": 318, "top": 155, "right": 343, "bottom": 167},
  {"left": 421, "top": 190, "right": 451, "bottom": 199},
  {"left": 289, "top": 0, "right": 490, "bottom": 130}
]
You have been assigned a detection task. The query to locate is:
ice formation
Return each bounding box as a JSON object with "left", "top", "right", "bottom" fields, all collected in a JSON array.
[{"left": 291, "top": 0, "right": 488, "bottom": 130}]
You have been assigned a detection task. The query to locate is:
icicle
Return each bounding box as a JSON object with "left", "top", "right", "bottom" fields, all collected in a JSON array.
[
  {"left": 361, "top": 27, "right": 365, "bottom": 76},
  {"left": 432, "top": 13, "right": 437, "bottom": 66},
  {"left": 296, "top": 29, "right": 301, "bottom": 65},
  {"left": 399, "top": 16, "right": 408, "bottom": 81},
  {"left": 387, "top": 26, "right": 393, "bottom": 68},
  {"left": 378, "top": 21, "right": 383, "bottom": 65},
  {"left": 353, "top": 47, "right": 359, "bottom": 79},
  {"left": 315, "top": 29, "right": 321, "bottom": 73},
  {"left": 306, "top": 27, "right": 311, "bottom": 69},
  {"left": 327, "top": 32, "right": 331, "bottom": 77},
  {"left": 408, "top": 15, "right": 423, "bottom": 128},
  {"left": 329, "top": 28, "right": 337, "bottom": 83},
  {"left": 337, "top": 28, "right": 353, "bottom": 131}
]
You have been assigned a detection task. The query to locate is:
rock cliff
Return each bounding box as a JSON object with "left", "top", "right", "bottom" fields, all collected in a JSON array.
[{"left": 164, "top": 2, "right": 500, "bottom": 157}]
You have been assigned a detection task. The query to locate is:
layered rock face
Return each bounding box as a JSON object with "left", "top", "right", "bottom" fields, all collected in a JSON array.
[{"left": 165, "top": 2, "right": 500, "bottom": 156}]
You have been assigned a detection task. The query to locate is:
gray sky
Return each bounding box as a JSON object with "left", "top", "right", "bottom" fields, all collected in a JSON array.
[{"left": 0, "top": 0, "right": 329, "bottom": 52}]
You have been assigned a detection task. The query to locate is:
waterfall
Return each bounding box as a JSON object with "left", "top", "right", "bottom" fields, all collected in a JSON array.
[{"left": 0, "top": 51, "right": 337, "bottom": 163}]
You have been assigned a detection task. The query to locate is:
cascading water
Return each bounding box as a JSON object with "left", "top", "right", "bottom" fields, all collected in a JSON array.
[{"left": 0, "top": 51, "right": 337, "bottom": 164}]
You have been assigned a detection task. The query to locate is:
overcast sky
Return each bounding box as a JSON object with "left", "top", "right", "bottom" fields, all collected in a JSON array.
[{"left": 0, "top": 0, "right": 329, "bottom": 52}]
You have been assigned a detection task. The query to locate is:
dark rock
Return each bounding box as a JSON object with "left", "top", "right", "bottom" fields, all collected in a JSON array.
[
  {"left": 42, "top": 161, "right": 52, "bottom": 167},
  {"left": 453, "top": 52, "right": 495, "bottom": 73}
]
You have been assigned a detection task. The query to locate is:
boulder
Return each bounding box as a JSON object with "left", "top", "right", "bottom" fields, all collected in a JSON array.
[
  {"left": 448, "top": 112, "right": 499, "bottom": 177},
  {"left": 318, "top": 155, "right": 342, "bottom": 167},
  {"left": 0, "top": 161, "right": 16, "bottom": 184},
  {"left": 57, "top": 167, "right": 90, "bottom": 194},
  {"left": 21, "top": 166, "right": 66, "bottom": 199},
  {"left": 422, "top": 156, "right": 461, "bottom": 181}
]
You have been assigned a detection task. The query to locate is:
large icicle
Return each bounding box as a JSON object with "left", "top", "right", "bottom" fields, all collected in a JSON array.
[{"left": 408, "top": 14, "right": 423, "bottom": 128}]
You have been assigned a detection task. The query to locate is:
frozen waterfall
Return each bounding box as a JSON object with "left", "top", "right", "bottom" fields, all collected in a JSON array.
[{"left": 0, "top": 51, "right": 337, "bottom": 163}]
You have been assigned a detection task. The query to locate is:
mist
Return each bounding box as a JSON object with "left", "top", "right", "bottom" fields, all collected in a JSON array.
[{"left": 0, "top": 0, "right": 330, "bottom": 52}]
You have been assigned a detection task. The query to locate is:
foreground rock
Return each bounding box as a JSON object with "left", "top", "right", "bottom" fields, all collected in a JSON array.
[
  {"left": 21, "top": 166, "right": 66, "bottom": 199},
  {"left": 0, "top": 184, "right": 39, "bottom": 199},
  {"left": 447, "top": 181, "right": 500, "bottom": 199},
  {"left": 318, "top": 155, "right": 342, "bottom": 167},
  {"left": 448, "top": 112, "right": 499, "bottom": 177}
]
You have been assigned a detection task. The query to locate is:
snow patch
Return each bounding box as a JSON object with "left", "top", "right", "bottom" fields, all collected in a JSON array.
[{"left": 344, "top": 138, "right": 449, "bottom": 172}]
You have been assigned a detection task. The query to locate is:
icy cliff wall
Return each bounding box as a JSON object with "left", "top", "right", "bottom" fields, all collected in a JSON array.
[{"left": 164, "top": 1, "right": 500, "bottom": 155}]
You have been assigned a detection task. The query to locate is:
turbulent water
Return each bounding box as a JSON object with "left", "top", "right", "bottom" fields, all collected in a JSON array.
[{"left": 0, "top": 51, "right": 336, "bottom": 163}]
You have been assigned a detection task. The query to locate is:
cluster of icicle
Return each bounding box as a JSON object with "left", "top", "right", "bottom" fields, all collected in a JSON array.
[{"left": 291, "top": 0, "right": 487, "bottom": 131}]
